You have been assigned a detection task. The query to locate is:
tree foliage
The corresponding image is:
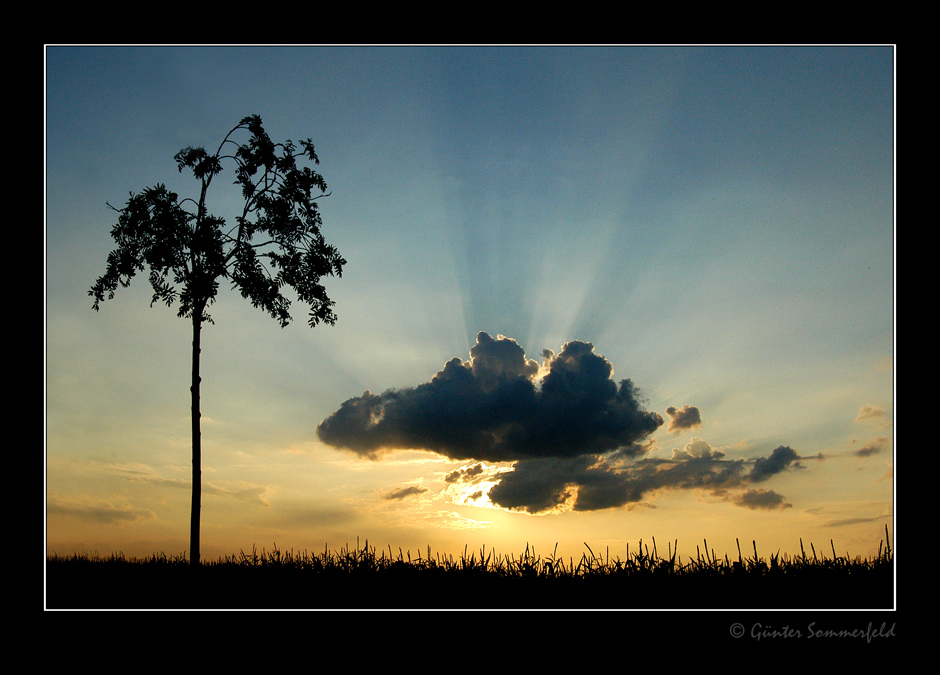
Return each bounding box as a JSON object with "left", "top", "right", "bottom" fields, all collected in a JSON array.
[
  {"left": 89, "top": 115, "right": 345, "bottom": 567},
  {"left": 90, "top": 114, "right": 346, "bottom": 328}
]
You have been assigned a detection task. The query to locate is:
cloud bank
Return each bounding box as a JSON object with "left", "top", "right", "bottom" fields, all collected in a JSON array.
[{"left": 318, "top": 333, "right": 812, "bottom": 514}]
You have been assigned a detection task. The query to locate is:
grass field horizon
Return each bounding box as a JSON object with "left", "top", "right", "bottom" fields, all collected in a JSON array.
[{"left": 45, "top": 527, "right": 894, "bottom": 610}]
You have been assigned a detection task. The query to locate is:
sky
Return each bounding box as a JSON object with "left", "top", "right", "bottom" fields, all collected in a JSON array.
[{"left": 45, "top": 45, "right": 895, "bottom": 570}]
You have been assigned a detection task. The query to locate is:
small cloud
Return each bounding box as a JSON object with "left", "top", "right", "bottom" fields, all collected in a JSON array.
[
  {"left": 854, "top": 436, "right": 891, "bottom": 458},
  {"left": 671, "top": 437, "right": 725, "bottom": 461},
  {"left": 855, "top": 404, "right": 891, "bottom": 428},
  {"left": 665, "top": 405, "right": 702, "bottom": 433},
  {"left": 384, "top": 485, "right": 429, "bottom": 501},
  {"left": 748, "top": 445, "right": 801, "bottom": 482},
  {"left": 444, "top": 462, "right": 488, "bottom": 484},
  {"left": 855, "top": 404, "right": 885, "bottom": 421},
  {"left": 734, "top": 488, "right": 792, "bottom": 510}
]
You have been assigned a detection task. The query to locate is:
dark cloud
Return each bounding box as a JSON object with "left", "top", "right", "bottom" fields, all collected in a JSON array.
[
  {"left": 444, "top": 462, "right": 488, "bottom": 483},
  {"left": 748, "top": 445, "right": 801, "bottom": 482},
  {"left": 486, "top": 457, "right": 587, "bottom": 513},
  {"left": 854, "top": 436, "right": 890, "bottom": 457},
  {"left": 384, "top": 485, "right": 428, "bottom": 501},
  {"left": 665, "top": 405, "right": 702, "bottom": 433},
  {"left": 317, "top": 332, "right": 812, "bottom": 515},
  {"left": 317, "top": 332, "right": 664, "bottom": 462},
  {"left": 486, "top": 443, "right": 807, "bottom": 514},
  {"left": 734, "top": 488, "right": 792, "bottom": 510}
]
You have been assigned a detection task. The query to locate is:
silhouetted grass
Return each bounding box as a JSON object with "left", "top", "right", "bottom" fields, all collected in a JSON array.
[{"left": 46, "top": 530, "right": 894, "bottom": 609}]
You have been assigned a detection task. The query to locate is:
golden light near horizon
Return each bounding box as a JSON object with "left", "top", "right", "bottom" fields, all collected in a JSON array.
[{"left": 442, "top": 462, "right": 515, "bottom": 510}]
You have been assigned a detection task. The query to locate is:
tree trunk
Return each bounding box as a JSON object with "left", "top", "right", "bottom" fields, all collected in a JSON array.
[{"left": 190, "top": 309, "right": 202, "bottom": 567}]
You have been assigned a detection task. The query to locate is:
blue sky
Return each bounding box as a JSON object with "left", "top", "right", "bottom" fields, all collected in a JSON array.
[{"left": 45, "top": 45, "right": 894, "bottom": 566}]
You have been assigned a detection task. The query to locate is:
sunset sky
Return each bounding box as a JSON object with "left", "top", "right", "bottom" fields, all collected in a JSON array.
[{"left": 45, "top": 45, "right": 894, "bottom": 569}]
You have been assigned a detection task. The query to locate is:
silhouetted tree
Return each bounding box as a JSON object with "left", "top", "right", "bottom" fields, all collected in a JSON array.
[{"left": 90, "top": 115, "right": 346, "bottom": 566}]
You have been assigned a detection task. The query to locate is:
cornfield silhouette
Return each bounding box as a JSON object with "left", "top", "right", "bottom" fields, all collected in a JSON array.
[{"left": 46, "top": 528, "right": 893, "bottom": 609}]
